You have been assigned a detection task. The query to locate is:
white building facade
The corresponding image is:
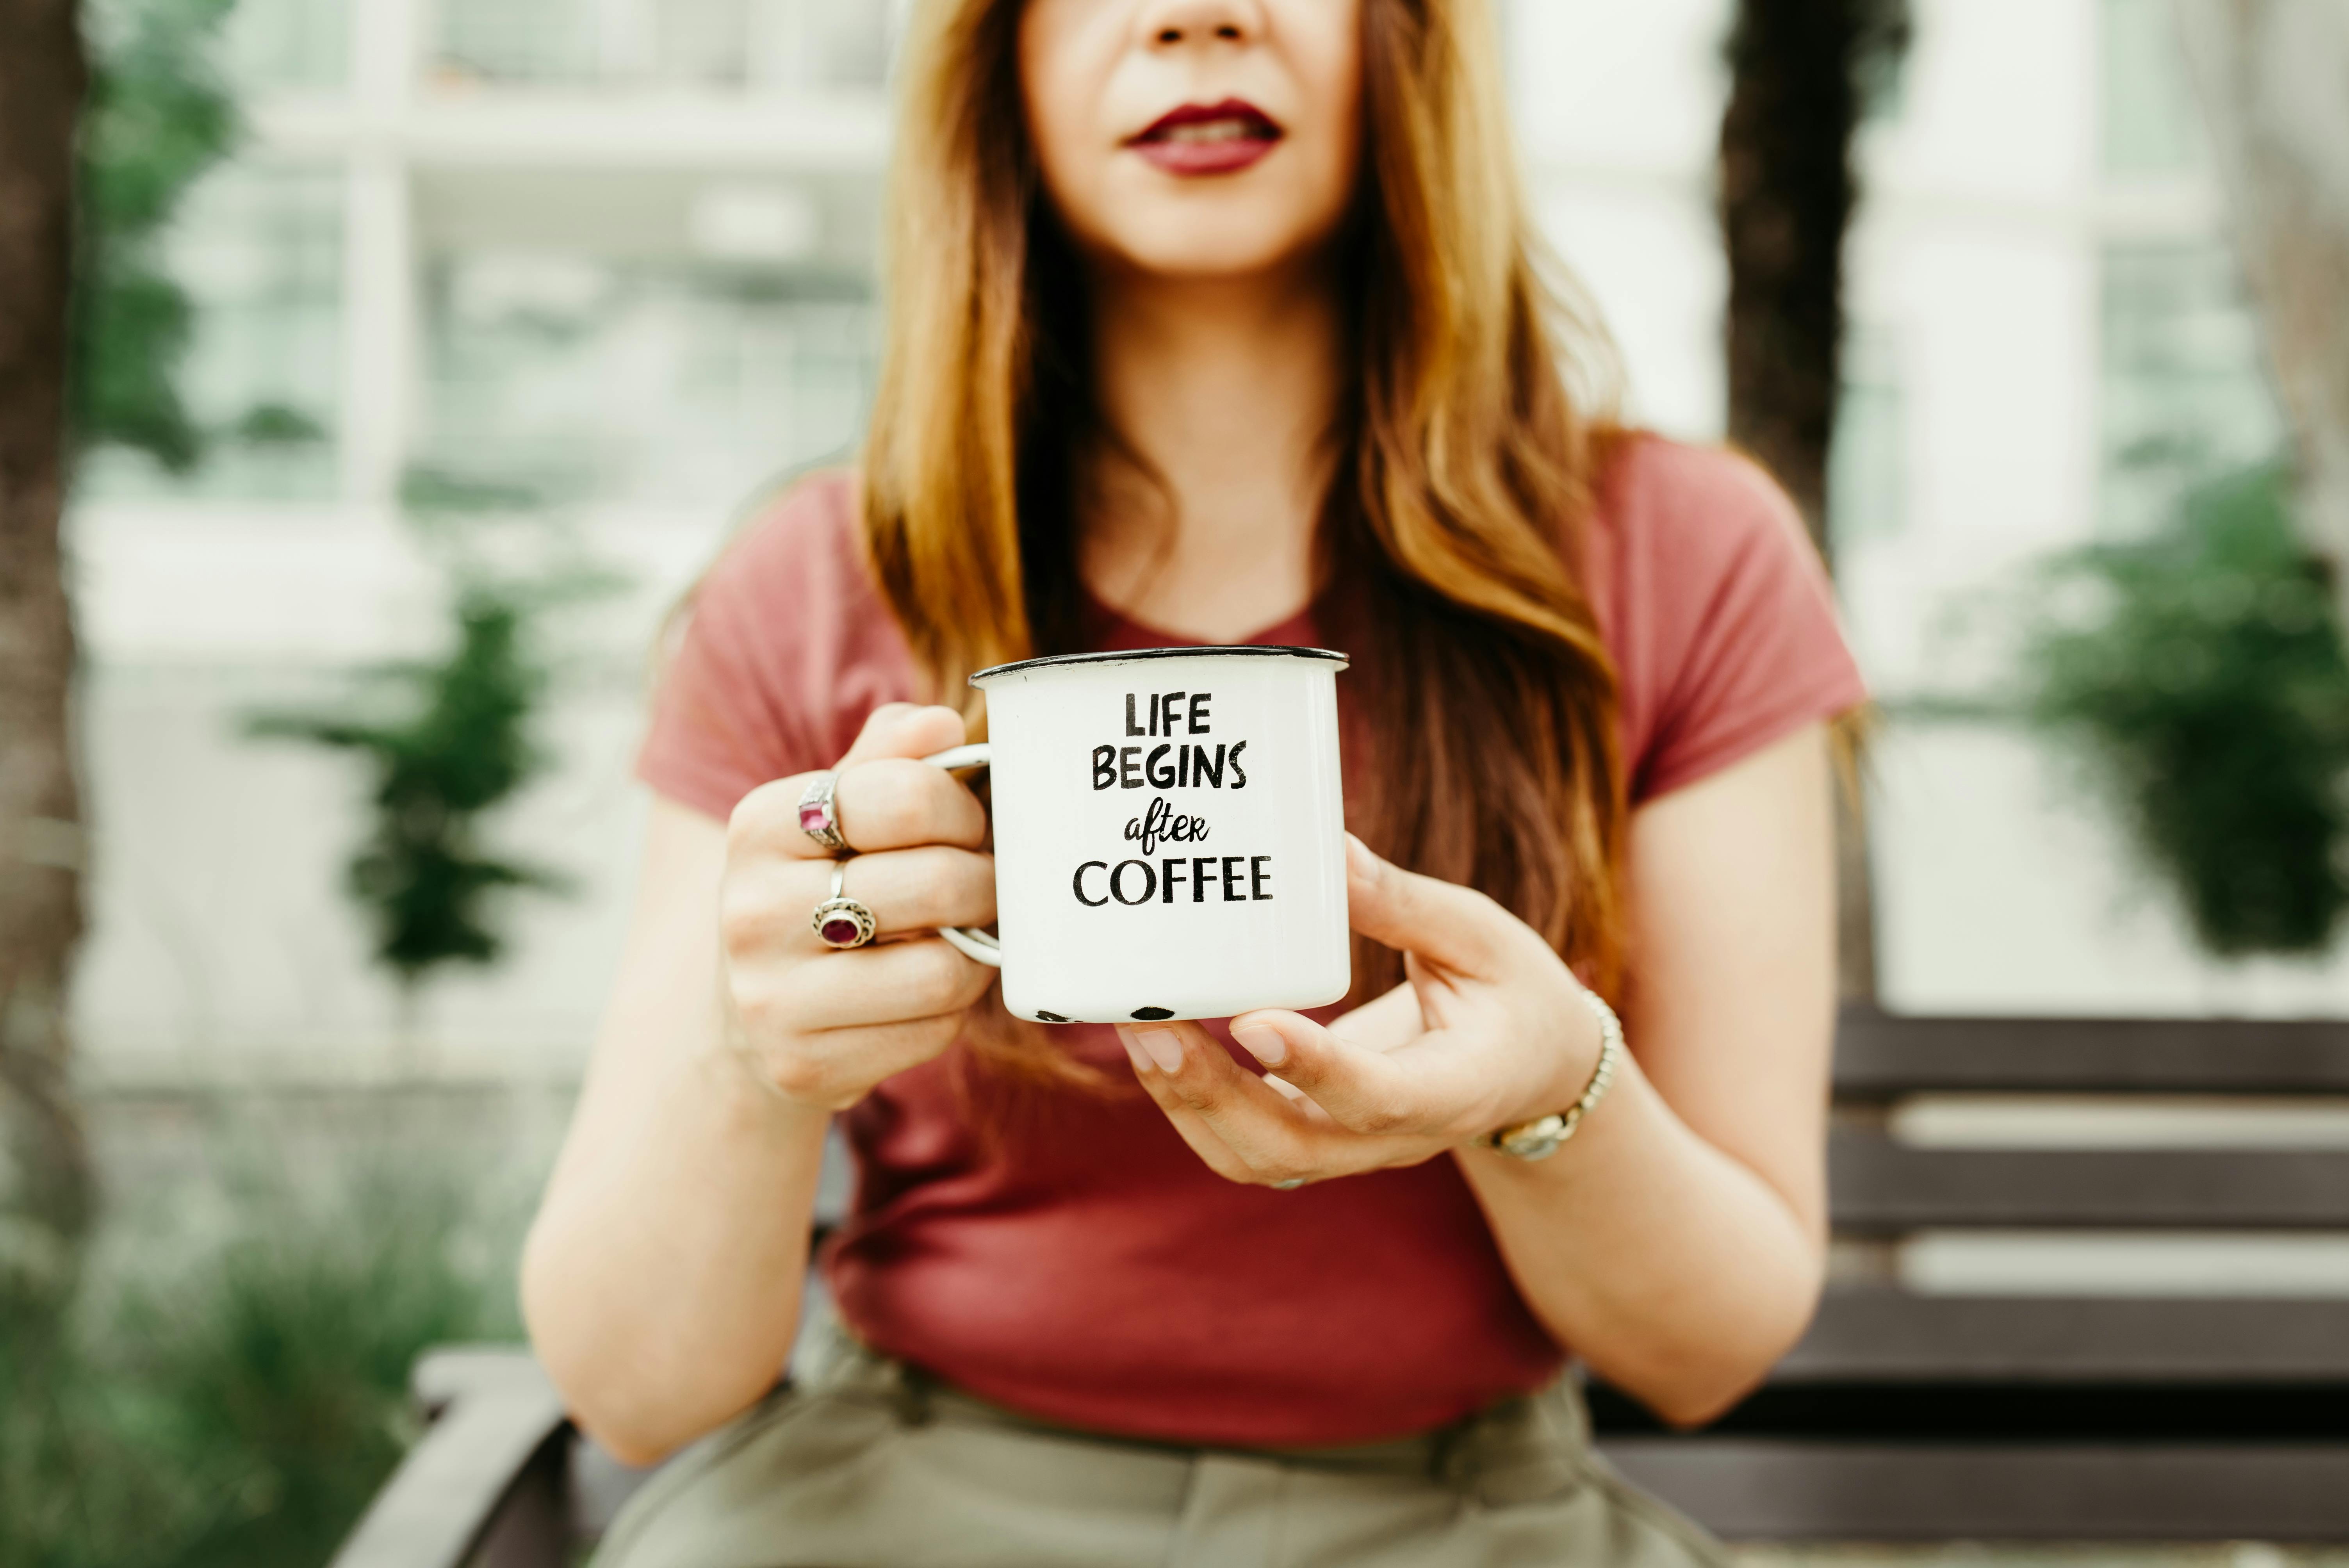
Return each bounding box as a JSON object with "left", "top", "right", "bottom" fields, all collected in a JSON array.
[{"left": 67, "top": 0, "right": 2304, "bottom": 1085}]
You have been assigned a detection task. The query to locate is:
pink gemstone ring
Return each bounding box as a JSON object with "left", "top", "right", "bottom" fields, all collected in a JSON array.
[
  {"left": 797, "top": 771, "right": 848, "bottom": 853},
  {"left": 811, "top": 859, "right": 877, "bottom": 950}
]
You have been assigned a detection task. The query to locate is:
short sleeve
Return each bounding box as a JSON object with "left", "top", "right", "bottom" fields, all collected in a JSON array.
[
  {"left": 636, "top": 472, "right": 920, "bottom": 820},
  {"left": 1592, "top": 437, "right": 1868, "bottom": 804}
]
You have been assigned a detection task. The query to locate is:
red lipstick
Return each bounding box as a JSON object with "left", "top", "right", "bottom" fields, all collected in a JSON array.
[{"left": 1127, "top": 98, "right": 1283, "bottom": 176}]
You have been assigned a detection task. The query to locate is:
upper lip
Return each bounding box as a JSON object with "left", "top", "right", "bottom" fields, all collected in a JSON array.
[{"left": 1130, "top": 98, "right": 1283, "bottom": 143}]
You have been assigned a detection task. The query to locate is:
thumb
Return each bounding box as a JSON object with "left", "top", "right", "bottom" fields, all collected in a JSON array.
[
  {"left": 835, "top": 703, "right": 968, "bottom": 769},
  {"left": 1344, "top": 834, "right": 1513, "bottom": 982}
]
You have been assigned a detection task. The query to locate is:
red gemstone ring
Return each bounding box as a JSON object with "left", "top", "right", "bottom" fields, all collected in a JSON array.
[
  {"left": 797, "top": 771, "right": 848, "bottom": 853},
  {"left": 811, "top": 859, "right": 878, "bottom": 950}
]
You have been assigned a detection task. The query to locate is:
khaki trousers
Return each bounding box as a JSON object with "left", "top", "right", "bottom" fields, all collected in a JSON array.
[{"left": 592, "top": 1332, "right": 1728, "bottom": 1568}]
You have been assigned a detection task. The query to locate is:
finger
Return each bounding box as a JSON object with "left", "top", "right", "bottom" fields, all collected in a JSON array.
[
  {"left": 832, "top": 757, "right": 989, "bottom": 853},
  {"left": 1113, "top": 1032, "right": 1262, "bottom": 1185},
  {"left": 731, "top": 755, "right": 988, "bottom": 862},
  {"left": 1119, "top": 1021, "right": 1417, "bottom": 1185},
  {"left": 1114, "top": 1023, "right": 1298, "bottom": 1184},
  {"left": 726, "top": 706, "right": 975, "bottom": 864},
  {"left": 721, "top": 845, "right": 996, "bottom": 956},
  {"left": 741, "top": 1011, "right": 968, "bottom": 1108},
  {"left": 1323, "top": 980, "right": 1424, "bottom": 1055},
  {"left": 1225, "top": 1009, "right": 1435, "bottom": 1139},
  {"left": 836, "top": 704, "right": 968, "bottom": 769},
  {"left": 739, "top": 935, "right": 996, "bottom": 1033},
  {"left": 1343, "top": 834, "right": 1515, "bottom": 981},
  {"left": 800, "top": 1012, "right": 968, "bottom": 1087}
]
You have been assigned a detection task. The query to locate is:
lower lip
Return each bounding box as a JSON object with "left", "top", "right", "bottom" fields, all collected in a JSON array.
[{"left": 1130, "top": 135, "right": 1279, "bottom": 176}]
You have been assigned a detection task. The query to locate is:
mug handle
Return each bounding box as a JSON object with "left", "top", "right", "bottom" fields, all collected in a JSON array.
[{"left": 920, "top": 743, "right": 1002, "bottom": 967}]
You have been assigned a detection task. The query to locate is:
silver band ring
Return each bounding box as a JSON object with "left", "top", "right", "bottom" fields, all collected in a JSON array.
[
  {"left": 797, "top": 772, "right": 848, "bottom": 853},
  {"left": 811, "top": 860, "right": 878, "bottom": 950},
  {"left": 1271, "top": 1178, "right": 1306, "bottom": 1191}
]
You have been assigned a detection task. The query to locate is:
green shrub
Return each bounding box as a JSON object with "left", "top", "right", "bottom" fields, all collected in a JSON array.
[
  {"left": 2024, "top": 461, "right": 2349, "bottom": 955},
  {"left": 0, "top": 1163, "right": 519, "bottom": 1568},
  {"left": 72, "top": 0, "right": 239, "bottom": 471},
  {"left": 250, "top": 584, "right": 569, "bottom": 993}
]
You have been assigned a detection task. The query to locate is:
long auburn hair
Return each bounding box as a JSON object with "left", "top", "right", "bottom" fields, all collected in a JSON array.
[{"left": 865, "top": 0, "right": 1629, "bottom": 1080}]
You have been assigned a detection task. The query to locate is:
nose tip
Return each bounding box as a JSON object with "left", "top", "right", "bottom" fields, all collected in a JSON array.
[
  {"left": 1142, "top": 1, "right": 1258, "bottom": 46},
  {"left": 1157, "top": 22, "right": 1244, "bottom": 43}
]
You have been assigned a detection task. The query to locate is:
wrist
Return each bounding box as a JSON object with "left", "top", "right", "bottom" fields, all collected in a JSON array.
[
  {"left": 1531, "top": 982, "right": 1608, "bottom": 1117},
  {"left": 1477, "top": 986, "right": 1623, "bottom": 1161},
  {"left": 704, "top": 1034, "right": 839, "bottom": 1135}
]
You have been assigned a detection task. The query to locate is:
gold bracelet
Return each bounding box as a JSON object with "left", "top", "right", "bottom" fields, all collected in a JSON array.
[{"left": 1476, "top": 987, "right": 1624, "bottom": 1161}]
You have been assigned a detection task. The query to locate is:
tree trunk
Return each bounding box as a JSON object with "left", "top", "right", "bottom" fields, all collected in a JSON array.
[
  {"left": 0, "top": 0, "right": 92, "bottom": 1327},
  {"left": 2174, "top": 0, "right": 2349, "bottom": 618},
  {"left": 1718, "top": 0, "right": 1907, "bottom": 1001}
]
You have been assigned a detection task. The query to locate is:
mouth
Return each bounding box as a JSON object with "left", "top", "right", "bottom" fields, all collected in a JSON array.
[{"left": 1127, "top": 98, "right": 1283, "bottom": 177}]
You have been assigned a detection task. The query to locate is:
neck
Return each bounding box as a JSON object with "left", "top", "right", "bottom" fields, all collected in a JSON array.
[{"left": 1080, "top": 258, "right": 1344, "bottom": 643}]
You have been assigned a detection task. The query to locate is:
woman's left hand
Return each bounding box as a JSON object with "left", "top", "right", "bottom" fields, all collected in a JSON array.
[{"left": 1116, "top": 834, "right": 1605, "bottom": 1188}]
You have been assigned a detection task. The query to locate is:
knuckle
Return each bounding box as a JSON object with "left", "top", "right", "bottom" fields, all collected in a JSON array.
[
  {"left": 1252, "top": 1153, "right": 1310, "bottom": 1187},
  {"left": 726, "top": 779, "right": 797, "bottom": 852},
  {"left": 730, "top": 984, "right": 798, "bottom": 1045},
  {"left": 763, "top": 1052, "right": 831, "bottom": 1104},
  {"left": 1167, "top": 1075, "right": 1223, "bottom": 1114},
  {"left": 720, "top": 866, "right": 815, "bottom": 956},
  {"left": 1462, "top": 886, "right": 1510, "bottom": 923},
  {"left": 1347, "top": 1097, "right": 1410, "bottom": 1137},
  {"left": 859, "top": 702, "right": 915, "bottom": 736},
  {"left": 716, "top": 887, "right": 772, "bottom": 959}
]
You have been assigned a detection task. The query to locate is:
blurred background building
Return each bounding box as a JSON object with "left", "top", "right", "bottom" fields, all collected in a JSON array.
[{"left": 66, "top": 0, "right": 2302, "bottom": 1089}]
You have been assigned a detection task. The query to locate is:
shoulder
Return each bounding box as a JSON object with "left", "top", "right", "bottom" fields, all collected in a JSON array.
[
  {"left": 696, "top": 468, "right": 870, "bottom": 617},
  {"left": 1587, "top": 434, "right": 1864, "bottom": 802},
  {"left": 685, "top": 469, "right": 905, "bottom": 675},
  {"left": 1595, "top": 433, "right": 1816, "bottom": 593}
]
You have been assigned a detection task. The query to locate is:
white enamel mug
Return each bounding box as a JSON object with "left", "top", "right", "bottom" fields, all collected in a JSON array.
[{"left": 918, "top": 646, "right": 1351, "bottom": 1025}]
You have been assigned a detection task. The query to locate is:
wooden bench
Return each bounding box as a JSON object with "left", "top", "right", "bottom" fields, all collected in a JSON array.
[{"left": 331, "top": 1009, "right": 2349, "bottom": 1565}]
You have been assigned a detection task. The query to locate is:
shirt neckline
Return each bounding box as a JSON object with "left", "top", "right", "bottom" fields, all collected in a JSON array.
[{"left": 1080, "top": 579, "right": 1328, "bottom": 653}]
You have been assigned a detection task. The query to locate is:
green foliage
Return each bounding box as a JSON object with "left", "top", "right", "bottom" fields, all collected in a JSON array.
[
  {"left": 71, "top": 0, "right": 241, "bottom": 471},
  {"left": 2025, "top": 461, "right": 2349, "bottom": 955},
  {"left": 252, "top": 586, "right": 569, "bottom": 990},
  {"left": 0, "top": 1166, "right": 516, "bottom": 1568},
  {"left": 231, "top": 401, "right": 329, "bottom": 447},
  {"left": 1849, "top": 0, "right": 1914, "bottom": 118}
]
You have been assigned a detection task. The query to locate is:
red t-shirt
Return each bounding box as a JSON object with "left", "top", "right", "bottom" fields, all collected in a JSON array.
[{"left": 637, "top": 435, "right": 1866, "bottom": 1446}]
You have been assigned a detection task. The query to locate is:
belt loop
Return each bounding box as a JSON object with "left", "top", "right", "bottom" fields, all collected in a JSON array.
[
  {"left": 1479, "top": 1383, "right": 1591, "bottom": 1509},
  {"left": 1426, "top": 1410, "right": 1483, "bottom": 1490},
  {"left": 885, "top": 1358, "right": 936, "bottom": 1427}
]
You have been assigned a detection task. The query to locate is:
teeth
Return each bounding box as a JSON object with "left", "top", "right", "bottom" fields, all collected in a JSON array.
[{"left": 1164, "top": 118, "right": 1258, "bottom": 144}]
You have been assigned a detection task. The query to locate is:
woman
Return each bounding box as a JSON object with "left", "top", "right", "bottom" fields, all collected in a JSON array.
[{"left": 523, "top": 0, "right": 1865, "bottom": 1562}]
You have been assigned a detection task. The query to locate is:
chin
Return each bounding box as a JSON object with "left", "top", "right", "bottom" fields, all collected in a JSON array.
[{"left": 1101, "top": 205, "right": 1341, "bottom": 283}]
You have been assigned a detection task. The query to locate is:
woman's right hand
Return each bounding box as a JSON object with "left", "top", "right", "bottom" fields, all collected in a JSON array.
[{"left": 720, "top": 702, "right": 999, "bottom": 1110}]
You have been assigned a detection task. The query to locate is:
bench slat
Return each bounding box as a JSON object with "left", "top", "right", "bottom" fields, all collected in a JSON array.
[
  {"left": 1602, "top": 1438, "right": 2349, "bottom": 1539},
  {"left": 1834, "top": 1009, "right": 2349, "bottom": 1097},
  {"left": 1780, "top": 1286, "right": 2349, "bottom": 1382},
  {"left": 1827, "top": 1123, "right": 2349, "bottom": 1229},
  {"left": 330, "top": 1349, "right": 569, "bottom": 1568}
]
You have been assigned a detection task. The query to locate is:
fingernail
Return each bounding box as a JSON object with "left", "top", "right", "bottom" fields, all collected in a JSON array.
[
  {"left": 1114, "top": 1026, "right": 1152, "bottom": 1074},
  {"left": 1232, "top": 1023, "right": 1289, "bottom": 1068},
  {"left": 1136, "top": 1028, "right": 1185, "bottom": 1074},
  {"left": 1345, "top": 834, "right": 1377, "bottom": 877}
]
